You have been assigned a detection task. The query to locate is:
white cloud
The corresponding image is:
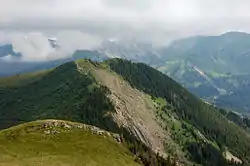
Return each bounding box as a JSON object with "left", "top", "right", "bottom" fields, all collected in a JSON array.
[
  {"left": 1, "top": 0, "right": 249, "bottom": 23},
  {"left": 0, "top": 31, "right": 103, "bottom": 62},
  {"left": 1, "top": 0, "right": 250, "bottom": 30},
  {"left": 55, "top": 31, "right": 102, "bottom": 52},
  {"left": 9, "top": 32, "right": 55, "bottom": 61},
  {"left": 1, "top": 0, "right": 250, "bottom": 61},
  {"left": 0, "top": 54, "right": 15, "bottom": 61}
]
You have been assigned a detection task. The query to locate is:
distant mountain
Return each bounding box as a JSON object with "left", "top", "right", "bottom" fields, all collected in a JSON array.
[
  {"left": 154, "top": 32, "right": 250, "bottom": 113},
  {"left": 1, "top": 32, "right": 250, "bottom": 114},
  {"left": 0, "top": 59, "right": 249, "bottom": 165},
  {"left": 98, "top": 40, "right": 161, "bottom": 65},
  {"left": 0, "top": 47, "right": 108, "bottom": 76},
  {"left": 0, "top": 44, "right": 21, "bottom": 58},
  {"left": 0, "top": 39, "right": 157, "bottom": 76}
]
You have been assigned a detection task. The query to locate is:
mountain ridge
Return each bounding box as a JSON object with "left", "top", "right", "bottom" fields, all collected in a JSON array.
[{"left": 1, "top": 58, "right": 249, "bottom": 165}]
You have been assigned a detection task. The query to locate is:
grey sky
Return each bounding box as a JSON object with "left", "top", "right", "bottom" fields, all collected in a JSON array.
[
  {"left": 1, "top": 0, "right": 250, "bottom": 61},
  {"left": 2, "top": 0, "right": 250, "bottom": 33}
]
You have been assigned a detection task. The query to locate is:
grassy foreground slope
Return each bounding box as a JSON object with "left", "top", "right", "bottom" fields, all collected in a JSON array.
[{"left": 0, "top": 120, "right": 139, "bottom": 166}]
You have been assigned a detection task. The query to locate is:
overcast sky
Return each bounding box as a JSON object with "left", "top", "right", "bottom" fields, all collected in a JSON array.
[{"left": 1, "top": 0, "right": 250, "bottom": 61}]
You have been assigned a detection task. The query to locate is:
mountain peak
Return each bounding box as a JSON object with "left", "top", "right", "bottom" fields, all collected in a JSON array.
[{"left": 220, "top": 31, "right": 250, "bottom": 37}]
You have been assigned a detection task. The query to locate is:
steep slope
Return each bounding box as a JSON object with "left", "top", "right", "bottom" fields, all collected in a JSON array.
[
  {"left": 90, "top": 63, "right": 168, "bottom": 155},
  {"left": 106, "top": 58, "right": 250, "bottom": 165},
  {"left": 0, "top": 120, "right": 139, "bottom": 166},
  {"left": 76, "top": 60, "right": 185, "bottom": 163}
]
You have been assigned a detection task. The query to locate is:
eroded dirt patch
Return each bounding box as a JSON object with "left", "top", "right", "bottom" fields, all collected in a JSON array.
[{"left": 91, "top": 67, "right": 168, "bottom": 156}]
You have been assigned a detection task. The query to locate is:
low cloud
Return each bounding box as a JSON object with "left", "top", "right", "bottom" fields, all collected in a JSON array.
[
  {"left": 0, "top": 31, "right": 103, "bottom": 62},
  {"left": 1, "top": 0, "right": 250, "bottom": 61}
]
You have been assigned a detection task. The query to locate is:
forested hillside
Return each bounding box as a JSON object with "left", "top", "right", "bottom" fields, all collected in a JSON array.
[
  {"left": 107, "top": 58, "right": 250, "bottom": 165},
  {"left": 0, "top": 62, "right": 115, "bottom": 130}
]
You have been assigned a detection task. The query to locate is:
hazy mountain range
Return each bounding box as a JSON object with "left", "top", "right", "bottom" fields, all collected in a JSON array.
[
  {"left": 155, "top": 32, "right": 250, "bottom": 114},
  {"left": 1, "top": 31, "right": 250, "bottom": 114}
]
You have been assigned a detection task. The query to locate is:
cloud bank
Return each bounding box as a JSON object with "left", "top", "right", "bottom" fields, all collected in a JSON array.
[
  {"left": 0, "top": 31, "right": 102, "bottom": 62},
  {"left": 1, "top": 0, "right": 250, "bottom": 61}
]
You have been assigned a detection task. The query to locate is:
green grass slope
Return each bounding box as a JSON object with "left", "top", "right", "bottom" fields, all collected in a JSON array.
[{"left": 0, "top": 120, "right": 139, "bottom": 166}]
